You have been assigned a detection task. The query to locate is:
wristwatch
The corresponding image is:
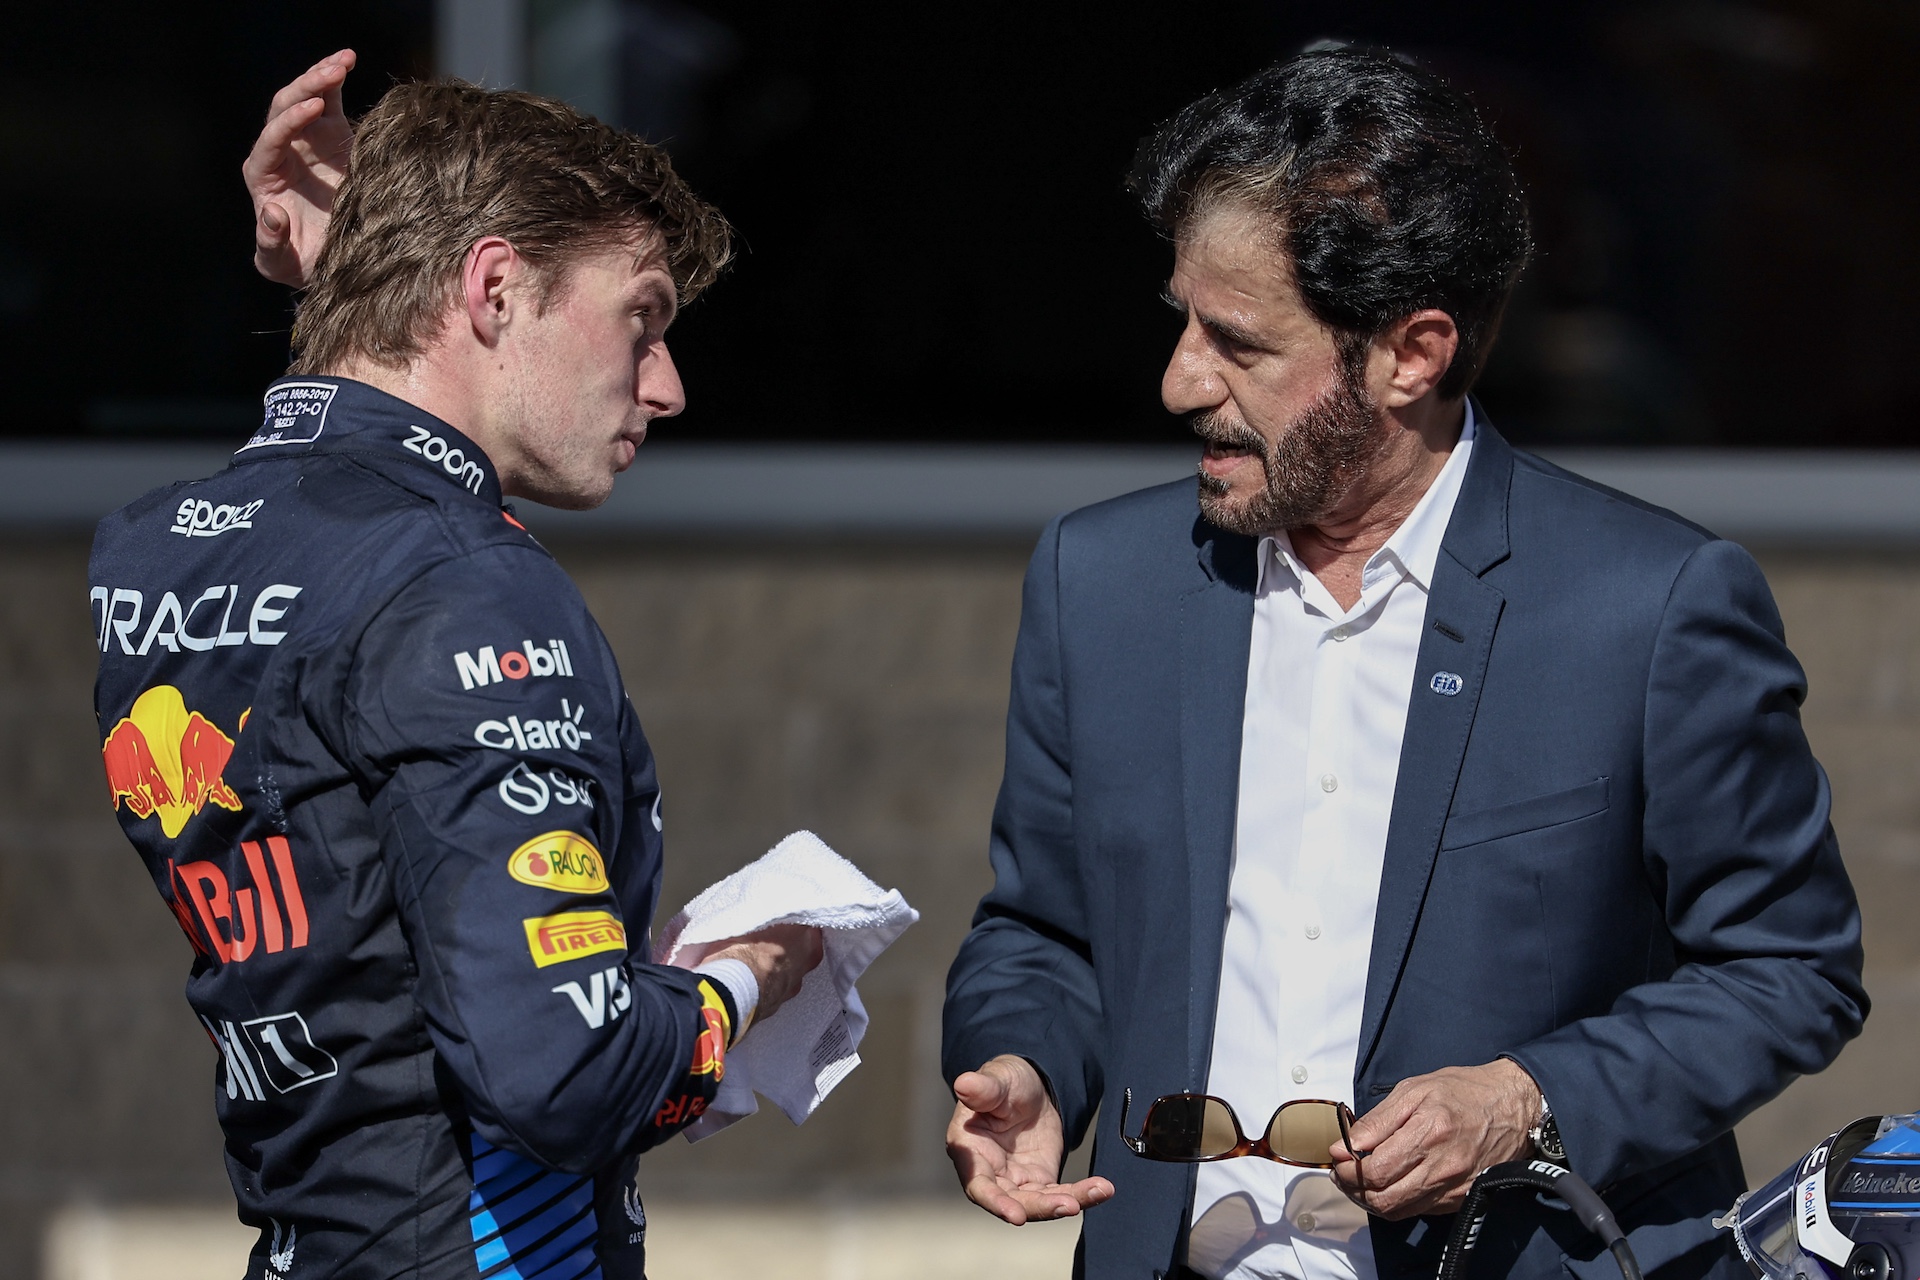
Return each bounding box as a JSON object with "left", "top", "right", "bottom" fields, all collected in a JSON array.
[{"left": 1530, "top": 1093, "right": 1567, "bottom": 1163}]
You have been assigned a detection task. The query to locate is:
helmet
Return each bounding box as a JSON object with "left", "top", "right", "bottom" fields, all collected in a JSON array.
[{"left": 1722, "top": 1114, "right": 1920, "bottom": 1280}]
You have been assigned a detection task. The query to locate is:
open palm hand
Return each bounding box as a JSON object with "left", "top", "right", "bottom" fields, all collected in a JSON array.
[{"left": 946, "top": 1055, "right": 1114, "bottom": 1225}]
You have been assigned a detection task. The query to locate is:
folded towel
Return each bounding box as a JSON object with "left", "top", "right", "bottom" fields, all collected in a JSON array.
[{"left": 653, "top": 830, "right": 919, "bottom": 1141}]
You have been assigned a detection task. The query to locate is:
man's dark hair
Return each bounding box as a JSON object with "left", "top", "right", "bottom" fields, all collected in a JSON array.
[{"left": 1131, "top": 45, "right": 1532, "bottom": 400}]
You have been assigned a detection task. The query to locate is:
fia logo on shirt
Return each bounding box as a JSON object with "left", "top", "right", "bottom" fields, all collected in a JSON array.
[{"left": 1429, "top": 671, "right": 1464, "bottom": 697}]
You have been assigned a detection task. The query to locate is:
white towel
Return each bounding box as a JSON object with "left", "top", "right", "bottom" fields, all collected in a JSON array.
[{"left": 652, "top": 830, "right": 919, "bottom": 1142}]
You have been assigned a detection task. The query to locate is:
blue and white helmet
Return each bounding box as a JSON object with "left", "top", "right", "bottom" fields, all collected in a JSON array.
[{"left": 1722, "top": 1114, "right": 1920, "bottom": 1280}]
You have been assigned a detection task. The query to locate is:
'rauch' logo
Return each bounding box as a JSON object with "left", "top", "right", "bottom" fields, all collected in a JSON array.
[
  {"left": 455, "top": 640, "right": 575, "bottom": 690},
  {"left": 508, "top": 831, "right": 608, "bottom": 893}
]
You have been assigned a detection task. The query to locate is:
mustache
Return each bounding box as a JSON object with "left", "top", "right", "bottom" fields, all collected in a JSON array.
[{"left": 1187, "top": 409, "right": 1269, "bottom": 455}]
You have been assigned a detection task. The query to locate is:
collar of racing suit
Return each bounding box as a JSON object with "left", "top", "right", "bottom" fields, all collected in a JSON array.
[{"left": 236, "top": 376, "right": 508, "bottom": 510}]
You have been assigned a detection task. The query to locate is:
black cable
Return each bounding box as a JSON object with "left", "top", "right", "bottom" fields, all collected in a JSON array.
[
  {"left": 1608, "top": 1237, "right": 1645, "bottom": 1280},
  {"left": 1436, "top": 1161, "right": 1642, "bottom": 1280}
]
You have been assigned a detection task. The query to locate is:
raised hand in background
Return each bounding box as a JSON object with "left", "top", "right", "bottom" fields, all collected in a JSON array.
[{"left": 243, "top": 48, "right": 356, "bottom": 287}]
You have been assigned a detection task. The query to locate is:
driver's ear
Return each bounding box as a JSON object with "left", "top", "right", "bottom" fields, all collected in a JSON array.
[{"left": 462, "top": 237, "right": 523, "bottom": 344}]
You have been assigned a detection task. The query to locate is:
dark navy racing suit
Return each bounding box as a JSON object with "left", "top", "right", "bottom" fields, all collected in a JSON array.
[{"left": 91, "top": 377, "right": 734, "bottom": 1279}]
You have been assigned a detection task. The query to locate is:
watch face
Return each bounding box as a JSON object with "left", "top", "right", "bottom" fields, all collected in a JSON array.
[{"left": 1535, "top": 1118, "right": 1566, "bottom": 1163}]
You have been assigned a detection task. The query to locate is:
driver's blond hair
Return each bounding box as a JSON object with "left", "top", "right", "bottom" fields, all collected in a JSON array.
[{"left": 289, "top": 80, "right": 731, "bottom": 375}]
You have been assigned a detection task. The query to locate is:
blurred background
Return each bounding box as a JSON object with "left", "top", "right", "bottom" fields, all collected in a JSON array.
[
  {"left": 6, "top": 1, "right": 1920, "bottom": 1277},
  {"left": 10, "top": 0, "right": 1920, "bottom": 449}
]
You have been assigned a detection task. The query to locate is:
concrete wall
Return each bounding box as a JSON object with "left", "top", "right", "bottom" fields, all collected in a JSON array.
[{"left": 3, "top": 533, "right": 1916, "bottom": 1277}]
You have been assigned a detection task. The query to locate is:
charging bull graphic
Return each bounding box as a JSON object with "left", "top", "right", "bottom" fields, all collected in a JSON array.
[
  {"left": 692, "top": 980, "right": 730, "bottom": 1080},
  {"left": 102, "top": 685, "right": 245, "bottom": 837}
]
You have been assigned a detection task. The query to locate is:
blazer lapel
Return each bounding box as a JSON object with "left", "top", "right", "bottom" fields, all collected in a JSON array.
[
  {"left": 1356, "top": 420, "right": 1514, "bottom": 1081},
  {"left": 1180, "top": 522, "right": 1257, "bottom": 1080}
]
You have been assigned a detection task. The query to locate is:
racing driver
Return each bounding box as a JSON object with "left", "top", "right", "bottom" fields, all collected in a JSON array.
[{"left": 91, "top": 56, "right": 821, "bottom": 1279}]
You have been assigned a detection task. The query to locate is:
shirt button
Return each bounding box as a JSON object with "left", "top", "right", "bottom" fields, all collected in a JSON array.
[
  {"left": 1291, "top": 1064, "right": 1309, "bottom": 1084},
  {"left": 1297, "top": 1212, "right": 1318, "bottom": 1232},
  {"left": 1305, "top": 924, "right": 1322, "bottom": 940},
  {"left": 1330, "top": 626, "right": 1351, "bottom": 642},
  {"left": 1320, "top": 773, "right": 1339, "bottom": 793}
]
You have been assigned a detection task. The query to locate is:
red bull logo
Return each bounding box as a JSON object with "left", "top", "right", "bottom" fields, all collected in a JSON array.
[
  {"left": 691, "top": 980, "right": 731, "bottom": 1080},
  {"left": 169, "top": 836, "right": 311, "bottom": 964},
  {"left": 102, "top": 685, "right": 245, "bottom": 837}
]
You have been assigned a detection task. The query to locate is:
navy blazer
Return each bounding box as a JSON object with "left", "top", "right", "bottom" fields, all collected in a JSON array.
[{"left": 943, "top": 422, "right": 1867, "bottom": 1280}]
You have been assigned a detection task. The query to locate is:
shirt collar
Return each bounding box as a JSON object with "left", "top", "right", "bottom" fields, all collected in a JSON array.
[
  {"left": 236, "top": 376, "right": 505, "bottom": 508},
  {"left": 1257, "top": 400, "right": 1477, "bottom": 599},
  {"left": 1372, "top": 399, "right": 1476, "bottom": 592}
]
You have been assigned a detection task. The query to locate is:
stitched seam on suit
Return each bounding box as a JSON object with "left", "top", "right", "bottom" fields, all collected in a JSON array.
[
  {"left": 1639, "top": 541, "right": 1708, "bottom": 892},
  {"left": 1050, "top": 521, "right": 1073, "bottom": 781},
  {"left": 1536, "top": 871, "right": 1558, "bottom": 1023},
  {"left": 1048, "top": 524, "right": 1093, "bottom": 1125}
]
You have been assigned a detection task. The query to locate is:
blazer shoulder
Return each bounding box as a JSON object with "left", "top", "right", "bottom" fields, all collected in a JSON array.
[
  {"left": 1052, "top": 478, "right": 1209, "bottom": 574},
  {"left": 1052, "top": 475, "right": 1198, "bottom": 556},
  {"left": 1057, "top": 477, "right": 1197, "bottom": 536},
  {"left": 1505, "top": 446, "right": 1719, "bottom": 561}
]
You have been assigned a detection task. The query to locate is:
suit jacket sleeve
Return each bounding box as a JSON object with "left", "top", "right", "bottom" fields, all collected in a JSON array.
[
  {"left": 1506, "top": 537, "right": 1868, "bottom": 1187},
  {"left": 942, "top": 517, "right": 1106, "bottom": 1142}
]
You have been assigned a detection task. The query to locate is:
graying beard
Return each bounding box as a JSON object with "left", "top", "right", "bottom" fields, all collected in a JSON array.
[{"left": 1195, "top": 372, "right": 1377, "bottom": 537}]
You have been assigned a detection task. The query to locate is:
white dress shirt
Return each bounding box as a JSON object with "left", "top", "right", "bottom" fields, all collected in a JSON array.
[{"left": 1188, "top": 406, "right": 1476, "bottom": 1280}]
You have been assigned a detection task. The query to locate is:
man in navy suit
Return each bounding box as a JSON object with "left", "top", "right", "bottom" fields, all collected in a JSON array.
[{"left": 941, "top": 46, "right": 1867, "bottom": 1280}]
